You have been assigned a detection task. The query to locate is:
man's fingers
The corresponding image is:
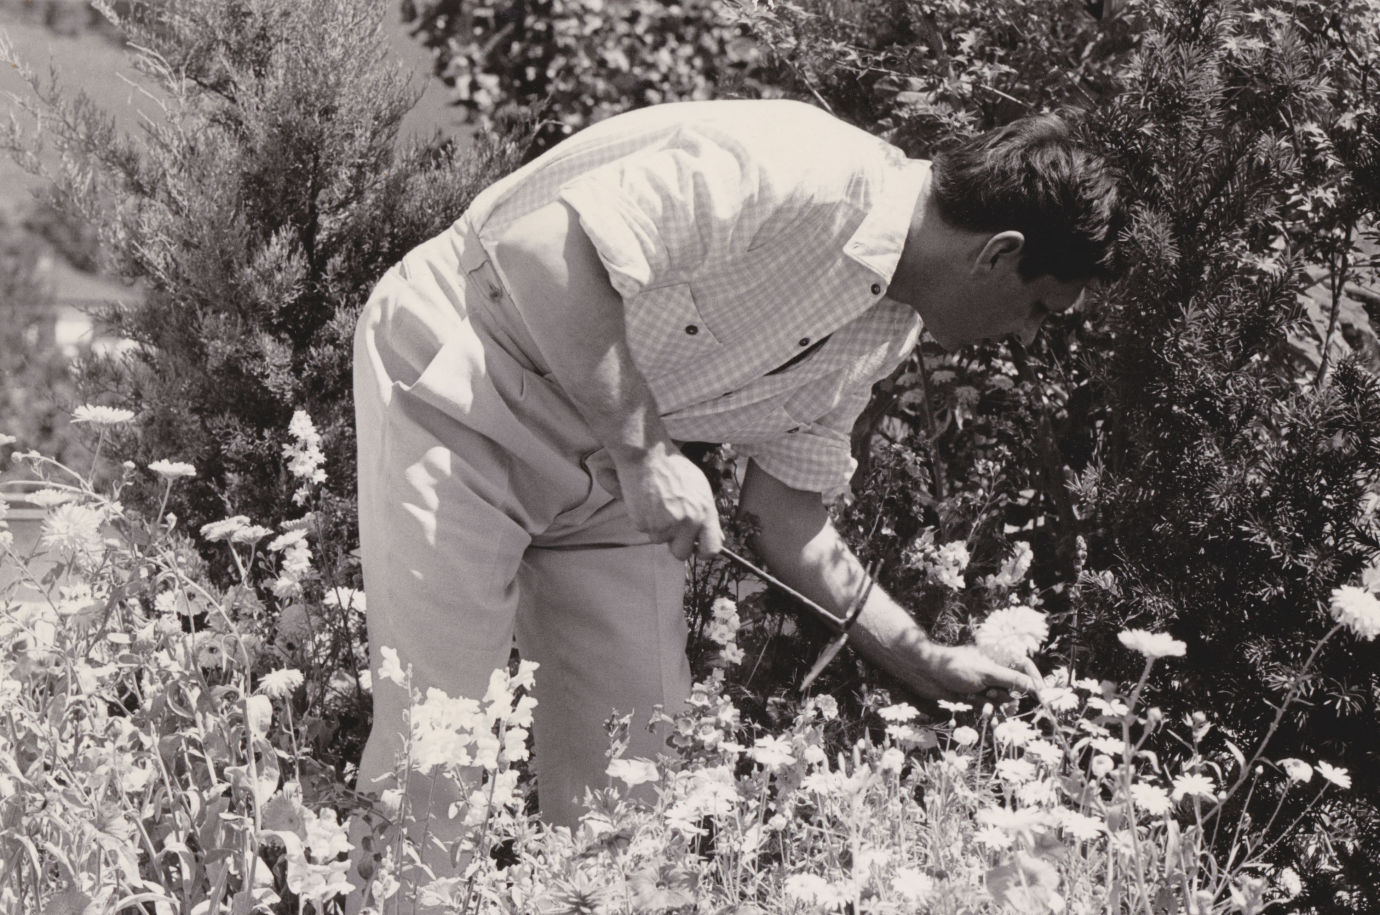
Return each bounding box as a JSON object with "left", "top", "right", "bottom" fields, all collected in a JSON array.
[
  {"left": 668, "top": 525, "right": 699, "bottom": 562},
  {"left": 696, "top": 518, "right": 724, "bottom": 558},
  {"left": 1021, "top": 657, "right": 1043, "bottom": 687},
  {"left": 986, "top": 664, "right": 1039, "bottom": 695}
]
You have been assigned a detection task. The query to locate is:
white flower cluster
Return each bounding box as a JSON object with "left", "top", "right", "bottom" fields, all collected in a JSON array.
[
  {"left": 982, "top": 541, "right": 1034, "bottom": 589},
  {"left": 706, "top": 597, "right": 744, "bottom": 665},
  {"left": 283, "top": 410, "right": 327, "bottom": 505},
  {"left": 0, "top": 492, "right": 11, "bottom": 553},
  {"left": 268, "top": 528, "right": 314, "bottom": 599},
  {"left": 927, "top": 540, "right": 971, "bottom": 591}
]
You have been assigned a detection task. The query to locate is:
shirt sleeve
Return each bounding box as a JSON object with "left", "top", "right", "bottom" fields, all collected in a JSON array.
[
  {"left": 556, "top": 124, "right": 808, "bottom": 298},
  {"left": 734, "top": 386, "right": 872, "bottom": 501}
]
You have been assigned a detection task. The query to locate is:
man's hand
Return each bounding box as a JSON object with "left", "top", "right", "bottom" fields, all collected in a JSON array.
[
  {"left": 906, "top": 643, "right": 1042, "bottom": 704},
  {"left": 740, "top": 462, "right": 1045, "bottom": 703},
  {"left": 609, "top": 442, "right": 724, "bottom": 561}
]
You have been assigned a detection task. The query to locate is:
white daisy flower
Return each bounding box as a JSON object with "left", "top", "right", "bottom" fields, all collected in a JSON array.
[
  {"left": 148, "top": 459, "right": 197, "bottom": 479},
  {"left": 201, "top": 516, "right": 251, "bottom": 543},
  {"left": 1129, "top": 782, "right": 1172, "bottom": 815},
  {"left": 1118, "top": 629, "right": 1187, "bottom": 659},
  {"left": 878, "top": 702, "right": 919, "bottom": 723},
  {"left": 1171, "top": 772, "right": 1217, "bottom": 802},
  {"left": 71, "top": 404, "right": 135, "bottom": 425},
  {"left": 1316, "top": 761, "right": 1351, "bottom": 790},
  {"left": 259, "top": 668, "right": 305, "bottom": 699}
]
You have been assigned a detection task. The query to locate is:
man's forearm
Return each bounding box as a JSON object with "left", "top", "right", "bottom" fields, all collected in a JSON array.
[
  {"left": 739, "top": 461, "right": 939, "bottom": 682},
  {"left": 739, "top": 460, "right": 1039, "bottom": 700}
]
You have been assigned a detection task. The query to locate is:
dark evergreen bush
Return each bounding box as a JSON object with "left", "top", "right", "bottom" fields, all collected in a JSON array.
[{"left": 408, "top": 0, "right": 1380, "bottom": 903}]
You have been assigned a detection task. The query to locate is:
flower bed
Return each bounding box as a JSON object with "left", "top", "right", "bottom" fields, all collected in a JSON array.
[{"left": 1, "top": 408, "right": 1373, "bottom": 914}]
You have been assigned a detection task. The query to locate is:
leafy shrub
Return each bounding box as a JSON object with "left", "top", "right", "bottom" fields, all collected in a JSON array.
[
  {"left": 0, "top": 216, "right": 87, "bottom": 475},
  {"left": 402, "top": 0, "right": 776, "bottom": 154},
  {"left": 0, "top": 0, "right": 524, "bottom": 580}
]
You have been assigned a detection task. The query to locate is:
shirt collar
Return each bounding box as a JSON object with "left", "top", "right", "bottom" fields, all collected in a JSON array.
[{"left": 842, "top": 153, "right": 928, "bottom": 283}]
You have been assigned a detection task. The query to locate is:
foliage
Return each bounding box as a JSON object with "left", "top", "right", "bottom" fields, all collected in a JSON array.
[
  {"left": 4, "top": 0, "right": 1380, "bottom": 907},
  {"left": 3, "top": 421, "right": 1373, "bottom": 914},
  {"left": 401, "top": 0, "right": 776, "bottom": 155},
  {"left": 0, "top": 216, "right": 87, "bottom": 475},
  {"left": 0, "top": 0, "right": 523, "bottom": 582}
]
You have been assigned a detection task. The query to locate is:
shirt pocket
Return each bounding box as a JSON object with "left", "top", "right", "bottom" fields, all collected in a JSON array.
[{"left": 624, "top": 282, "right": 724, "bottom": 377}]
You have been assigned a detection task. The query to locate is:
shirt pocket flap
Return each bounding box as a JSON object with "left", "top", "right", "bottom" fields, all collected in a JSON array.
[{"left": 625, "top": 283, "right": 723, "bottom": 377}]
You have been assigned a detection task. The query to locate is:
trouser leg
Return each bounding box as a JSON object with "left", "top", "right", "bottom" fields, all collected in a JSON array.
[{"left": 516, "top": 541, "right": 691, "bottom": 828}]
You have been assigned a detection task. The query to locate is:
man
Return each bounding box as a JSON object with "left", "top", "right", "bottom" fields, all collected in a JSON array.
[{"left": 353, "top": 100, "right": 1119, "bottom": 842}]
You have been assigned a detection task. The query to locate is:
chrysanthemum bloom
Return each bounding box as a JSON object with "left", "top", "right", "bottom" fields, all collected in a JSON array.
[
  {"left": 1171, "top": 772, "right": 1216, "bottom": 802},
  {"left": 1118, "top": 629, "right": 1187, "bottom": 659},
  {"left": 1316, "top": 761, "right": 1351, "bottom": 789},
  {"left": 1328, "top": 586, "right": 1380, "bottom": 641},
  {"left": 975, "top": 604, "right": 1049, "bottom": 666},
  {"left": 259, "top": 668, "right": 305, "bottom": 699},
  {"left": 1129, "top": 782, "right": 1173, "bottom": 815},
  {"left": 71, "top": 404, "right": 135, "bottom": 425},
  {"left": 40, "top": 503, "right": 105, "bottom": 561},
  {"left": 1278, "top": 758, "right": 1313, "bottom": 784},
  {"left": 148, "top": 459, "right": 197, "bottom": 479}
]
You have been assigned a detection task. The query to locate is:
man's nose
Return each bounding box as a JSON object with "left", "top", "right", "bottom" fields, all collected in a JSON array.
[{"left": 1016, "top": 322, "right": 1040, "bottom": 347}]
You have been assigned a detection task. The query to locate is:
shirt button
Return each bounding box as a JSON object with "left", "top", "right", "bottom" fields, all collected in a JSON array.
[
  {"left": 684, "top": 324, "right": 699, "bottom": 335},
  {"left": 870, "top": 283, "right": 883, "bottom": 296},
  {"left": 798, "top": 337, "right": 811, "bottom": 347}
]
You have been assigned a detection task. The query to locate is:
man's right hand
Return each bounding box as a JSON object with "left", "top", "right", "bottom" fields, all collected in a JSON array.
[{"left": 609, "top": 442, "right": 724, "bottom": 561}]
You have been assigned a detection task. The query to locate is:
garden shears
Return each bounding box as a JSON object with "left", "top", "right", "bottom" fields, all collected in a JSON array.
[{"left": 717, "top": 546, "right": 879, "bottom": 692}]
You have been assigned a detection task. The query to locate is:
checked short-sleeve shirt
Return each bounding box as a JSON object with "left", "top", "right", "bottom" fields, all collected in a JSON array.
[{"left": 463, "top": 99, "right": 926, "bottom": 498}]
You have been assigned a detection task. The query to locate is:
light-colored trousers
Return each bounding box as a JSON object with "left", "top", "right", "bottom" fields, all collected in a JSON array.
[{"left": 352, "top": 220, "right": 691, "bottom": 836}]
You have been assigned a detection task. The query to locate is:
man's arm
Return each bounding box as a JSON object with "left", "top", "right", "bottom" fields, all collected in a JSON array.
[
  {"left": 739, "top": 460, "right": 1040, "bottom": 701},
  {"left": 489, "top": 201, "right": 723, "bottom": 560}
]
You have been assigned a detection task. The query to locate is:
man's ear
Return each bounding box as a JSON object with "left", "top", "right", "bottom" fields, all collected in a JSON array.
[{"left": 973, "top": 231, "right": 1025, "bottom": 274}]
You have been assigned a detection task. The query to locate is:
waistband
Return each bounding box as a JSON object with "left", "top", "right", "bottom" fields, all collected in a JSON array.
[{"left": 455, "top": 216, "right": 553, "bottom": 377}]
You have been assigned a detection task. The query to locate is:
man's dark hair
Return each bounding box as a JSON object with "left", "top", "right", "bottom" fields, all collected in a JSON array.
[{"left": 930, "top": 113, "right": 1121, "bottom": 282}]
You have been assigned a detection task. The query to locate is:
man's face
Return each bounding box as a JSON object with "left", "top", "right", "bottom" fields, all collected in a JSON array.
[{"left": 923, "top": 268, "right": 1086, "bottom": 351}]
